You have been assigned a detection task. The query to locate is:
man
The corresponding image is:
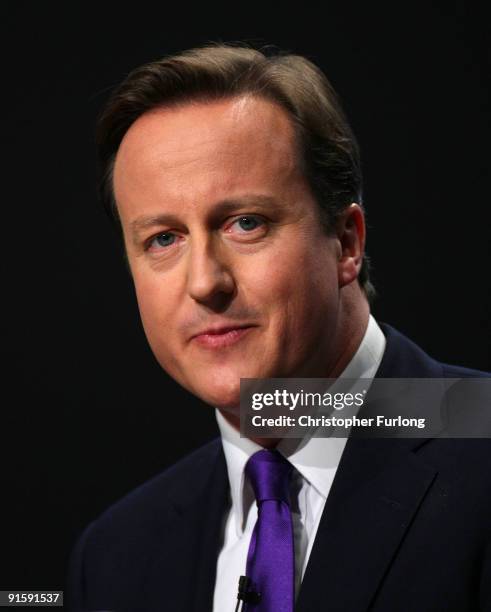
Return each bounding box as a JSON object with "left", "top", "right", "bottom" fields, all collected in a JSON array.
[{"left": 68, "top": 44, "right": 490, "bottom": 611}]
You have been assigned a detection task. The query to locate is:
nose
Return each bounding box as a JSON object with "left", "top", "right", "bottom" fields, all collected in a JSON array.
[{"left": 186, "top": 238, "right": 236, "bottom": 308}]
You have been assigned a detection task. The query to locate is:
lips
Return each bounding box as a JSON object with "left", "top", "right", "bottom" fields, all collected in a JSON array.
[{"left": 191, "top": 325, "right": 255, "bottom": 349}]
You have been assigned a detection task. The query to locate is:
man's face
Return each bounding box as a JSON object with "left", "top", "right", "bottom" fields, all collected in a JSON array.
[{"left": 113, "top": 96, "right": 343, "bottom": 410}]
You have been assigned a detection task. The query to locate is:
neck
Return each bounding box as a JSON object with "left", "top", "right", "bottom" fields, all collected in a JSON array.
[{"left": 327, "top": 286, "right": 370, "bottom": 378}]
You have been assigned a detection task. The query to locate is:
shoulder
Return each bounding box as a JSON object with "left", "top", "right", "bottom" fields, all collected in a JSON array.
[
  {"left": 440, "top": 362, "right": 491, "bottom": 378},
  {"left": 67, "top": 437, "right": 226, "bottom": 609},
  {"left": 70, "top": 437, "right": 225, "bottom": 569},
  {"left": 86, "top": 436, "right": 223, "bottom": 535},
  {"left": 378, "top": 322, "right": 490, "bottom": 378}
]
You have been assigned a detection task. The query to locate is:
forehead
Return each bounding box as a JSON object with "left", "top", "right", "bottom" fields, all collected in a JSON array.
[{"left": 112, "top": 95, "right": 300, "bottom": 211}]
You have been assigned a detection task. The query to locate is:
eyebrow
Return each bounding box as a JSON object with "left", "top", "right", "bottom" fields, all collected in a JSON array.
[{"left": 129, "top": 195, "right": 279, "bottom": 244}]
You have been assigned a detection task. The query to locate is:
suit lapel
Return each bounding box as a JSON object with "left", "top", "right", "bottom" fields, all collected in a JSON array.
[
  {"left": 296, "top": 323, "right": 443, "bottom": 611},
  {"left": 189, "top": 445, "right": 230, "bottom": 610},
  {"left": 139, "top": 440, "right": 229, "bottom": 611},
  {"left": 295, "top": 437, "right": 437, "bottom": 611}
]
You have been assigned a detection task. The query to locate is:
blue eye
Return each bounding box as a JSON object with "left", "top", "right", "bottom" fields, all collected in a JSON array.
[
  {"left": 153, "top": 233, "right": 176, "bottom": 248},
  {"left": 234, "top": 216, "right": 263, "bottom": 232}
]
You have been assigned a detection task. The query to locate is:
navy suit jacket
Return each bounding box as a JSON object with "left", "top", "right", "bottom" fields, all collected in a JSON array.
[{"left": 68, "top": 324, "right": 491, "bottom": 611}]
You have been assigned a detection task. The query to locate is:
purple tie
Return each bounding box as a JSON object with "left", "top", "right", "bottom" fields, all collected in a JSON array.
[{"left": 244, "top": 449, "right": 294, "bottom": 611}]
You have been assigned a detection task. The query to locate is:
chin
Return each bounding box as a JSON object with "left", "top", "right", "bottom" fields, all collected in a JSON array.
[
  {"left": 186, "top": 373, "right": 242, "bottom": 410},
  {"left": 197, "top": 386, "right": 241, "bottom": 410}
]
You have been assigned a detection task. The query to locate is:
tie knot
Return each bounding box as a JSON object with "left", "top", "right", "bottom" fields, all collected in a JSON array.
[{"left": 245, "top": 449, "right": 293, "bottom": 505}]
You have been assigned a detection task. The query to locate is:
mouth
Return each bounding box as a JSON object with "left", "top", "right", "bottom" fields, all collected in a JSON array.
[{"left": 191, "top": 325, "right": 256, "bottom": 349}]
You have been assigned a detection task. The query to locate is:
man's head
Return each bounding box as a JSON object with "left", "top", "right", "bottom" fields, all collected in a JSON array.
[{"left": 97, "top": 44, "right": 372, "bottom": 412}]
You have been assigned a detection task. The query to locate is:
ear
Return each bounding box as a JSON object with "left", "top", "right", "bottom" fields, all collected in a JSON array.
[{"left": 336, "top": 203, "right": 366, "bottom": 288}]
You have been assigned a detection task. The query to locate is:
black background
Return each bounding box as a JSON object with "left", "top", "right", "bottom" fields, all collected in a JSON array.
[{"left": 2, "top": 2, "right": 490, "bottom": 595}]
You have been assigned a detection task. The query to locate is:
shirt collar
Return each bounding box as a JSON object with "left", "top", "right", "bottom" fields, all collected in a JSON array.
[{"left": 215, "top": 314, "right": 386, "bottom": 535}]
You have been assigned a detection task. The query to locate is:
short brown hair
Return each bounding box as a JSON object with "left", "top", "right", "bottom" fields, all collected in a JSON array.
[{"left": 96, "top": 43, "right": 375, "bottom": 301}]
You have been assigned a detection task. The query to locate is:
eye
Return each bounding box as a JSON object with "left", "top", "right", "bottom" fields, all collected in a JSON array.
[
  {"left": 148, "top": 232, "right": 177, "bottom": 250},
  {"left": 229, "top": 215, "right": 265, "bottom": 233}
]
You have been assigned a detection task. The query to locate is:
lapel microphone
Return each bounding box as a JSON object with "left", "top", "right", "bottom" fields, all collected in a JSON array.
[{"left": 235, "top": 575, "right": 261, "bottom": 611}]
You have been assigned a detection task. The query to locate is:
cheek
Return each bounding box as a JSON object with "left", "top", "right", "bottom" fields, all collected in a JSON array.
[
  {"left": 245, "top": 243, "right": 339, "bottom": 338},
  {"left": 134, "top": 277, "right": 161, "bottom": 323},
  {"left": 133, "top": 274, "right": 181, "bottom": 355}
]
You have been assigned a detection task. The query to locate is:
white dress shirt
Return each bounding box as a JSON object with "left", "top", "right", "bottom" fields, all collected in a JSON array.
[{"left": 212, "top": 314, "right": 386, "bottom": 611}]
